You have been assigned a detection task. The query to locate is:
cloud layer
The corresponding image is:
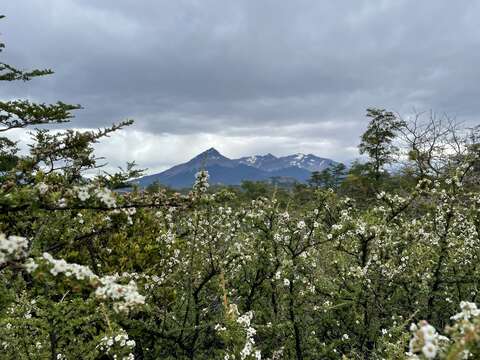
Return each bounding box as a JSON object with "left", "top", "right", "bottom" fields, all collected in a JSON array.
[{"left": 1, "top": 1, "right": 479, "bottom": 172}]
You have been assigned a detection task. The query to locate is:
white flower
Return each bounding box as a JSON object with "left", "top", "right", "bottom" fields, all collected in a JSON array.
[
  {"left": 420, "top": 324, "right": 436, "bottom": 342},
  {"left": 95, "top": 277, "right": 145, "bottom": 313},
  {"left": 214, "top": 324, "right": 226, "bottom": 332},
  {"left": 451, "top": 301, "right": 480, "bottom": 321},
  {"left": 126, "top": 340, "right": 136, "bottom": 347},
  {"left": 95, "top": 188, "right": 116, "bottom": 208},
  {"left": 237, "top": 311, "right": 253, "bottom": 327},
  {"left": 36, "top": 182, "right": 49, "bottom": 195},
  {"left": 23, "top": 258, "right": 38, "bottom": 273},
  {"left": 41, "top": 253, "right": 144, "bottom": 313},
  {"left": 57, "top": 198, "right": 67, "bottom": 208},
  {"left": 0, "top": 234, "right": 29, "bottom": 264},
  {"left": 422, "top": 343, "right": 437, "bottom": 359},
  {"left": 297, "top": 221, "right": 306, "bottom": 230},
  {"left": 75, "top": 186, "right": 91, "bottom": 201}
]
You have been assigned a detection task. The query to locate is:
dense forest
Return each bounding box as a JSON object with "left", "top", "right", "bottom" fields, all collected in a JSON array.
[{"left": 1, "top": 16, "right": 480, "bottom": 359}]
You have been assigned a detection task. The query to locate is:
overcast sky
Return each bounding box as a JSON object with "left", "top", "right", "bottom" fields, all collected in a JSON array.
[{"left": 2, "top": 1, "right": 480, "bottom": 174}]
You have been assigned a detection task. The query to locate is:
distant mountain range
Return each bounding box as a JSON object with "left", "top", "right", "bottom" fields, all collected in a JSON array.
[{"left": 134, "top": 148, "right": 338, "bottom": 189}]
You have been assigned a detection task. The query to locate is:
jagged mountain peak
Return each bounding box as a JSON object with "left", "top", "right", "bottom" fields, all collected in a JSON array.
[
  {"left": 263, "top": 153, "right": 277, "bottom": 159},
  {"left": 292, "top": 153, "right": 306, "bottom": 160},
  {"left": 205, "top": 147, "right": 221, "bottom": 154},
  {"left": 281, "top": 153, "right": 332, "bottom": 171},
  {"left": 190, "top": 147, "right": 229, "bottom": 163},
  {"left": 196, "top": 147, "right": 223, "bottom": 157},
  {"left": 240, "top": 153, "right": 277, "bottom": 164}
]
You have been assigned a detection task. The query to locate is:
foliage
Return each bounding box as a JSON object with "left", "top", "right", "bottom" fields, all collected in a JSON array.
[
  {"left": 358, "top": 108, "right": 405, "bottom": 183},
  {"left": 2, "top": 16, "right": 480, "bottom": 360},
  {"left": 309, "top": 163, "right": 346, "bottom": 190}
]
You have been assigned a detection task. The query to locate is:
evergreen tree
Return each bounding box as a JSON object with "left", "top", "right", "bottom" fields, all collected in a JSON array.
[{"left": 359, "top": 108, "right": 405, "bottom": 183}]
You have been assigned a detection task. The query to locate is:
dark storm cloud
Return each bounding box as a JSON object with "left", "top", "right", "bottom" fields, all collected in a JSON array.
[{"left": 1, "top": 0, "right": 480, "bottom": 168}]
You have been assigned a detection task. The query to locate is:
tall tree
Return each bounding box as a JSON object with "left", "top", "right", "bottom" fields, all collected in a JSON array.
[{"left": 359, "top": 108, "right": 405, "bottom": 183}]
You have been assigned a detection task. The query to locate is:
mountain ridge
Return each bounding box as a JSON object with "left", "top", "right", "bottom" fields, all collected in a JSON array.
[{"left": 135, "top": 148, "right": 338, "bottom": 188}]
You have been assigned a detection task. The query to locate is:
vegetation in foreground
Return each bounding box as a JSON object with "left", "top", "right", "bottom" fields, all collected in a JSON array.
[{"left": 1, "top": 15, "right": 480, "bottom": 359}]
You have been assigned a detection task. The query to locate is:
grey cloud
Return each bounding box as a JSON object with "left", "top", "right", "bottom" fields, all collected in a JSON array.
[{"left": 1, "top": 0, "right": 479, "bottom": 170}]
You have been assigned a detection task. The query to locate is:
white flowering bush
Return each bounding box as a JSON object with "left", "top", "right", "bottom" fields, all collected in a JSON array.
[
  {"left": 2, "top": 16, "right": 480, "bottom": 360},
  {"left": 404, "top": 302, "right": 480, "bottom": 359}
]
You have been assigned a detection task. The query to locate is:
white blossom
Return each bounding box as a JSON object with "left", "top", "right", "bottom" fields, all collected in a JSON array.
[{"left": 0, "top": 233, "right": 28, "bottom": 264}]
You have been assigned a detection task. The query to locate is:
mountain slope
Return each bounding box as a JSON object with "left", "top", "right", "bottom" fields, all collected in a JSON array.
[{"left": 135, "top": 148, "right": 338, "bottom": 188}]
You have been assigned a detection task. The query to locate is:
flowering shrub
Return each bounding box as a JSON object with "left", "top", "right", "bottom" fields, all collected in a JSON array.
[
  {"left": 1, "top": 16, "right": 480, "bottom": 359},
  {"left": 406, "top": 302, "right": 480, "bottom": 359}
]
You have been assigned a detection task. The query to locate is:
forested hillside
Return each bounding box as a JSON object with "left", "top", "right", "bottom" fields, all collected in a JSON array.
[{"left": 1, "top": 16, "right": 480, "bottom": 359}]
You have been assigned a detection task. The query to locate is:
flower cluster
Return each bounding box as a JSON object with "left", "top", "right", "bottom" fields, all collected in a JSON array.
[
  {"left": 0, "top": 234, "right": 28, "bottom": 264},
  {"left": 407, "top": 321, "right": 449, "bottom": 359},
  {"left": 95, "top": 276, "right": 146, "bottom": 313},
  {"left": 193, "top": 170, "right": 210, "bottom": 194},
  {"left": 35, "top": 182, "right": 49, "bottom": 195},
  {"left": 42, "top": 252, "right": 96, "bottom": 279},
  {"left": 405, "top": 301, "right": 480, "bottom": 359},
  {"left": 74, "top": 185, "right": 91, "bottom": 201},
  {"left": 237, "top": 311, "right": 261, "bottom": 360},
  {"left": 39, "top": 253, "right": 145, "bottom": 313},
  {"left": 97, "top": 331, "right": 135, "bottom": 360},
  {"left": 95, "top": 188, "right": 116, "bottom": 208},
  {"left": 451, "top": 301, "right": 480, "bottom": 321}
]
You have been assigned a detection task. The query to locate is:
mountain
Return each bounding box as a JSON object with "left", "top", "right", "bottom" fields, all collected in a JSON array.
[
  {"left": 237, "top": 152, "right": 334, "bottom": 172},
  {"left": 134, "top": 148, "right": 338, "bottom": 189}
]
